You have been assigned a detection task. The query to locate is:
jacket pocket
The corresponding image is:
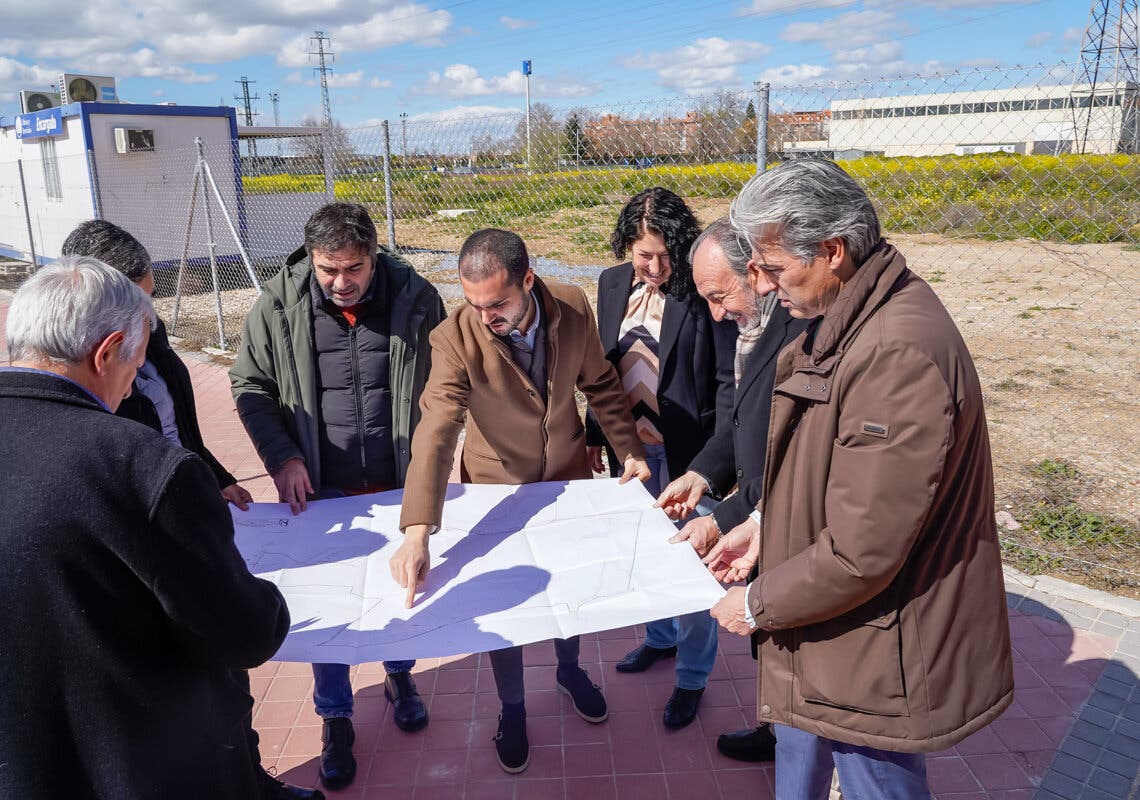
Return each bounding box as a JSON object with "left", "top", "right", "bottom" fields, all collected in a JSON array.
[{"left": 796, "top": 605, "right": 909, "bottom": 717}]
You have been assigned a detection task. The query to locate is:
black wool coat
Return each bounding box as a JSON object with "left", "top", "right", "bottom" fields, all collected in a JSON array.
[
  {"left": 586, "top": 262, "right": 738, "bottom": 480},
  {"left": 688, "top": 302, "right": 814, "bottom": 532},
  {"left": 117, "top": 317, "right": 237, "bottom": 490},
  {"left": 0, "top": 370, "right": 289, "bottom": 800}
]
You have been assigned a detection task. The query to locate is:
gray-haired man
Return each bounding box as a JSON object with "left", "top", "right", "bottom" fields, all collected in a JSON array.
[
  {"left": 656, "top": 218, "right": 813, "bottom": 762},
  {"left": 0, "top": 258, "right": 290, "bottom": 800}
]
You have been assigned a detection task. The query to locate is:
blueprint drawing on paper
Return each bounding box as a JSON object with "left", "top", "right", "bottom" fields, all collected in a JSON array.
[{"left": 232, "top": 478, "right": 726, "bottom": 664}]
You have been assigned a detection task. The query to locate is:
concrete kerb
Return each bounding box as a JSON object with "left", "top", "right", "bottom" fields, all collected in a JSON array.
[{"left": 1005, "top": 565, "right": 1140, "bottom": 621}]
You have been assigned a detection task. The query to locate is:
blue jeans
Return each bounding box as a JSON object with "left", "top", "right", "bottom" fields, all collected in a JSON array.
[
  {"left": 773, "top": 724, "right": 931, "bottom": 800},
  {"left": 639, "top": 443, "right": 719, "bottom": 690},
  {"left": 312, "top": 660, "right": 414, "bottom": 719}
]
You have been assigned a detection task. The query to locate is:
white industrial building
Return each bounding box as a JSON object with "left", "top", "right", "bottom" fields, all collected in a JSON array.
[
  {"left": 828, "top": 82, "right": 1139, "bottom": 157},
  {"left": 0, "top": 101, "right": 243, "bottom": 266}
]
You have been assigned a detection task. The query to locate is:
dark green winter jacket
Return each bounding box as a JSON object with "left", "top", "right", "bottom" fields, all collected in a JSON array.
[{"left": 229, "top": 246, "right": 445, "bottom": 490}]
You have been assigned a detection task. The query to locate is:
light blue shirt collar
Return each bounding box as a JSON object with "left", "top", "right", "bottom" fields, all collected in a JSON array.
[{"left": 508, "top": 290, "right": 542, "bottom": 351}]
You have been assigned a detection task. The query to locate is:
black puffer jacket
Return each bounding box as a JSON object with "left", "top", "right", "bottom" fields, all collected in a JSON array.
[{"left": 310, "top": 266, "right": 396, "bottom": 492}]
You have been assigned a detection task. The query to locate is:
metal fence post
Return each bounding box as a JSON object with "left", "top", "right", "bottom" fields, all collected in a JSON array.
[
  {"left": 321, "top": 129, "right": 335, "bottom": 201},
  {"left": 16, "top": 160, "right": 37, "bottom": 269},
  {"left": 86, "top": 149, "right": 103, "bottom": 219},
  {"left": 755, "top": 80, "right": 770, "bottom": 172},
  {"left": 381, "top": 120, "right": 397, "bottom": 250}
]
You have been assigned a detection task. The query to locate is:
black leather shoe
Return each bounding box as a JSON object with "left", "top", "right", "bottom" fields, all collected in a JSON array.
[
  {"left": 319, "top": 718, "right": 356, "bottom": 790},
  {"left": 716, "top": 724, "right": 777, "bottom": 762},
  {"left": 258, "top": 768, "right": 326, "bottom": 800},
  {"left": 614, "top": 643, "right": 677, "bottom": 673},
  {"left": 556, "top": 664, "right": 608, "bottom": 723},
  {"left": 494, "top": 712, "right": 529, "bottom": 773},
  {"left": 384, "top": 671, "right": 429, "bottom": 733},
  {"left": 663, "top": 687, "right": 704, "bottom": 729}
]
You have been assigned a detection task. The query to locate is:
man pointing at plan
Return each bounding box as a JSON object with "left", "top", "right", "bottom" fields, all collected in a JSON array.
[{"left": 392, "top": 228, "right": 650, "bottom": 774}]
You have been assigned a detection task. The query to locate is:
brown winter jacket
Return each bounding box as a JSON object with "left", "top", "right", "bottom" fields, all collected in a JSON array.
[
  {"left": 399, "top": 277, "right": 644, "bottom": 531},
  {"left": 747, "top": 240, "right": 1014, "bottom": 753}
]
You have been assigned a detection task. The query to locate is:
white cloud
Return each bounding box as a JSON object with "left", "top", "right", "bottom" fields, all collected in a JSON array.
[
  {"left": 916, "top": 0, "right": 1037, "bottom": 8},
  {"left": 275, "top": 5, "right": 451, "bottom": 68},
  {"left": 745, "top": 0, "right": 855, "bottom": 11},
  {"left": 337, "top": 5, "right": 451, "bottom": 49},
  {"left": 416, "top": 64, "right": 599, "bottom": 99},
  {"left": 1025, "top": 32, "right": 1053, "bottom": 49},
  {"left": 1061, "top": 27, "right": 1084, "bottom": 45},
  {"left": 0, "top": 56, "right": 58, "bottom": 103},
  {"left": 757, "top": 63, "right": 828, "bottom": 86},
  {"left": 326, "top": 70, "right": 365, "bottom": 88},
  {"left": 624, "top": 37, "right": 772, "bottom": 93},
  {"left": 161, "top": 26, "right": 284, "bottom": 64},
  {"left": 82, "top": 49, "right": 218, "bottom": 84},
  {"left": 782, "top": 10, "right": 906, "bottom": 49},
  {"left": 831, "top": 41, "right": 904, "bottom": 66},
  {"left": 3, "top": 0, "right": 454, "bottom": 86},
  {"left": 500, "top": 16, "right": 536, "bottom": 30},
  {"left": 283, "top": 69, "right": 390, "bottom": 90}
]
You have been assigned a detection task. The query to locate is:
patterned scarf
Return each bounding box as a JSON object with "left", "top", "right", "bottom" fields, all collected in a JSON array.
[{"left": 617, "top": 281, "right": 666, "bottom": 445}]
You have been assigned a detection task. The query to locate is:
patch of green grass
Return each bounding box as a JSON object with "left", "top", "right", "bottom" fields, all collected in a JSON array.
[
  {"left": 1017, "top": 311, "right": 1033, "bottom": 319},
  {"left": 992, "top": 378, "right": 1022, "bottom": 391},
  {"left": 1020, "top": 502, "right": 1134, "bottom": 546},
  {"left": 927, "top": 269, "right": 946, "bottom": 283},
  {"left": 999, "top": 538, "right": 1065, "bottom": 574},
  {"left": 1031, "top": 458, "right": 1080, "bottom": 480}
]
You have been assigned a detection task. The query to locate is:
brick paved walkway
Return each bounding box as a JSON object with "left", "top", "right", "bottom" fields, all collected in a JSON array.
[{"left": 1, "top": 293, "right": 1138, "bottom": 799}]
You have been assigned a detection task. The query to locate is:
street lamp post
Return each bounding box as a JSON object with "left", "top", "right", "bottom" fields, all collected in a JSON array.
[{"left": 523, "top": 59, "right": 532, "bottom": 170}]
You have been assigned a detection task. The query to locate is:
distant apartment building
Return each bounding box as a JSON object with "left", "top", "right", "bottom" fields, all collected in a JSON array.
[
  {"left": 585, "top": 112, "right": 699, "bottom": 159},
  {"left": 771, "top": 110, "right": 832, "bottom": 157}
]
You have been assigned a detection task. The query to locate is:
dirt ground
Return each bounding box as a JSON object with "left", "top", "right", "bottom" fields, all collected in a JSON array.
[{"left": 162, "top": 229, "right": 1140, "bottom": 597}]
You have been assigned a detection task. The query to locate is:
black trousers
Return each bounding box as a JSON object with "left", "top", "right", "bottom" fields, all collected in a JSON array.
[{"left": 488, "top": 636, "right": 581, "bottom": 705}]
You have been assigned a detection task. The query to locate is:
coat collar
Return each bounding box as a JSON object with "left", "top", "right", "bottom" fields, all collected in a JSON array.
[
  {"left": 478, "top": 276, "right": 562, "bottom": 359},
  {"left": 811, "top": 239, "right": 907, "bottom": 366},
  {"left": 0, "top": 368, "right": 110, "bottom": 413},
  {"left": 775, "top": 240, "right": 908, "bottom": 404}
]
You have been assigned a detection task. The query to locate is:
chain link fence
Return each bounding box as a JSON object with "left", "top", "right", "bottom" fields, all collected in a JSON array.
[{"left": 2, "top": 62, "right": 1137, "bottom": 595}]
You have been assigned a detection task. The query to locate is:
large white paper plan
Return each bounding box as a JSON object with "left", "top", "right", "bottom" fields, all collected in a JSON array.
[{"left": 232, "top": 478, "right": 726, "bottom": 664}]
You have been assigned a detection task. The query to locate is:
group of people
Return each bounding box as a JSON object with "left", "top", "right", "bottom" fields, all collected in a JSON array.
[{"left": 0, "top": 159, "right": 1014, "bottom": 800}]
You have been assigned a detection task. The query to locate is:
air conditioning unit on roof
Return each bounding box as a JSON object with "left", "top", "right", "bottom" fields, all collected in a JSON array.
[
  {"left": 58, "top": 74, "right": 118, "bottom": 105},
  {"left": 19, "top": 89, "right": 62, "bottom": 114}
]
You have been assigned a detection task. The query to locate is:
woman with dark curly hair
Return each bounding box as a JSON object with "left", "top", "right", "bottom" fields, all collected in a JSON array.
[{"left": 585, "top": 187, "right": 737, "bottom": 730}]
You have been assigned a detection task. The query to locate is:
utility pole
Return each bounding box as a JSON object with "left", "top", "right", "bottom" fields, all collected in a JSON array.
[
  {"left": 234, "top": 76, "right": 259, "bottom": 163},
  {"left": 1071, "top": 0, "right": 1139, "bottom": 153},
  {"left": 522, "top": 59, "right": 532, "bottom": 170},
  {"left": 309, "top": 31, "right": 335, "bottom": 129},
  {"left": 268, "top": 91, "right": 282, "bottom": 157},
  {"left": 400, "top": 111, "right": 409, "bottom": 158}
]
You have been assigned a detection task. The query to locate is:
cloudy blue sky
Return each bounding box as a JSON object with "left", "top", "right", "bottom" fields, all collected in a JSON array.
[{"left": 0, "top": 0, "right": 1097, "bottom": 126}]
